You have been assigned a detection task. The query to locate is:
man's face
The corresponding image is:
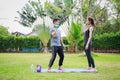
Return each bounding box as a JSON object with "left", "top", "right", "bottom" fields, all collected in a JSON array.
[{"left": 55, "top": 20, "right": 60, "bottom": 25}]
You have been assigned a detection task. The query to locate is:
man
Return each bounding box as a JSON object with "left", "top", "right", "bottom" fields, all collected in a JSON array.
[{"left": 48, "top": 19, "right": 64, "bottom": 72}]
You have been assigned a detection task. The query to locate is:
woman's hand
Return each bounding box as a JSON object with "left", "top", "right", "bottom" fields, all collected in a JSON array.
[{"left": 85, "top": 44, "right": 89, "bottom": 50}]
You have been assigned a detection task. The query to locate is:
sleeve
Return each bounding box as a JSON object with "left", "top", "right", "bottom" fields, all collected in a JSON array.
[
  {"left": 89, "top": 26, "right": 93, "bottom": 31},
  {"left": 59, "top": 29, "right": 61, "bottom": 37},
  {"left": 58, "top": 27, "right": 63, "bottom": 37}
]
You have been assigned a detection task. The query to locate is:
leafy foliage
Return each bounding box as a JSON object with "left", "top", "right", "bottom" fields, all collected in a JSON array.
[
  {"left": 93, "top": 31, "right": 120, "bottom": 49},
  {"left": 68, "top": 22, "right": 83, "bottom": 52},
  {"left": 44, "top": 0, "right": 74, "bottom": 24},
  {"left": 33, "top": 24, "right": 50, "bottom": 47},
  {"left": 0, "top": 25, "right": 10, "bottom": 37},
  {"left": 0, "top": 36, "right": 40, "bottom": 50},
  {"left": 16, "top": 4, "right": 37, "bottom": 27}
]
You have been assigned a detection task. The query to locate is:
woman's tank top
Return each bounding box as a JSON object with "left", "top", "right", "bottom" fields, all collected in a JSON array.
[{"left": 84, "top": 26, "right": 94, "bottom": 45}]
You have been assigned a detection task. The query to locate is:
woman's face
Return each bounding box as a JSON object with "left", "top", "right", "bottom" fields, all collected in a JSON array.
[{"left": 87, "top": 20, "right": 91, "bottom": 25}]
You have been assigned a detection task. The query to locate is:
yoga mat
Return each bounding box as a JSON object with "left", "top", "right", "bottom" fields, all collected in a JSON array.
[{"left": 39, "top": 68, "right": 98, "bottom": 73}]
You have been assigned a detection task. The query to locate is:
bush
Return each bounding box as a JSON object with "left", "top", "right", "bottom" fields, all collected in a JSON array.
[
  {"left": 93, "top": 31, "right": 120, "bottom": 49},
  {"left": 0, "top": 25, "right": 10, "bottom": 36},
  {"left": 63, "top": 37, "right": 69, "bottom": 45},
  {"left": 0, "top": 35, "right": 41, "bottom": 51},
  {"left": 23, "top": 36, "right": 40, "bottom": 48}
]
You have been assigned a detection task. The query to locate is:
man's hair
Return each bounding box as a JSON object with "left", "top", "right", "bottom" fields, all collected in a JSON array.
[{"left": 53, "top": 19, "right": 59, "bottom": 23}]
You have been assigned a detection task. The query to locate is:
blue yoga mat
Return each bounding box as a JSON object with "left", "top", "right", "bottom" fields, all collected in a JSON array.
[{"left": 40, "top": 68, "right": 98, "bottom": 73}]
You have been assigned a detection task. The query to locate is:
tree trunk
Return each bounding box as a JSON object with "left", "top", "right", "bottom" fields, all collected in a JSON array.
[
  {"left": 78, "top": 0, "right": 84, "bottom": 32},
  {"left": 70, "top": 46, "right": 75, "bottom": 53},
  {"left": 43, "top": 46, "right": 48, "bottom": 53}
]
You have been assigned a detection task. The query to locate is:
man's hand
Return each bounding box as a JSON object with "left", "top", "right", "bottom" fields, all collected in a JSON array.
[{"left": 52, "top": 29, "right": 57, "bottom": 38}]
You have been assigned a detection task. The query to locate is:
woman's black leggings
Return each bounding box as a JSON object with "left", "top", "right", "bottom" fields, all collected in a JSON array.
[{"left": 84, "top": 44, "right": 95, "bottom": 68}]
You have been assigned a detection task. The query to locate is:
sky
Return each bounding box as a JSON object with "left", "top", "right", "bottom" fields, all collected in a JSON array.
[
  {"left": 0, "top": 0, "right": 30, "bottom": 34},
  {"left": 0, "top": 0, "right": 53, "bottom": 34}
]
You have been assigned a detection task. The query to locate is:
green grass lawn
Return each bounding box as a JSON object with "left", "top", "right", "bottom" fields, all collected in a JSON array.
[{"left": 0, "top": 53, "right": 120, "bottom": 80}]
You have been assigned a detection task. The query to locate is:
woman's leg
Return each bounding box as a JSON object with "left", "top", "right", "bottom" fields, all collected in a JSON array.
[
  {"left": 85, "top": 45, "right": 95, "bottom": 68},
  {"left": 85, "top": 48, "right": 92, "bottom": 68}
]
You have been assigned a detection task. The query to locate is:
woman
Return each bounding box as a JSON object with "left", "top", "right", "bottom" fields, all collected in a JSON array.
[{"left": 84, "top": 17, "right": 96, "bottom": 71}]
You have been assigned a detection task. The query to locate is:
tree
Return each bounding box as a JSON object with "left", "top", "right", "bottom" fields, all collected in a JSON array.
[
  {"left": 110, "top": 0, "right": 120, "bottom": 19},
  {"left": 29, "top": 0, "right": 50, "bottom": 53},
  {"left": 0, "top": 25, "right": 10, "bottom": 36},
  {"left": 110, "top": 0, "right": 120, "bottom": 30},
  {"left": 15, "top": 4, "right": 37, "bottom": 27},
  {"left": 44, "top": 1, "right": 66, "bottom": 24},
  {"left": 93, "top": 0, "right": 120, "bottom": 34},
  {"left": 33, "top": 24, "right": 50, "bottom": 53},
  {"left": 17, "top": 0, "right": 50, "bottom": 53},
  {"left": 68, "top": 22, "right": 83, "bottom": 53},
  {"left": 75, "top": 0, "right": 110, "bottom": 31}
]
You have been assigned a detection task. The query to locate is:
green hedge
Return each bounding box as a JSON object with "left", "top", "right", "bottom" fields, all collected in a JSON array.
[
  {"left": 92, "top": 31, "right": 120, "bottom": 49},
  {"left": 0, "top": 36, "right": 40, "bottom": 50},
  {"left": 1, "top": 31, "right": 119, "bottom": 51}
]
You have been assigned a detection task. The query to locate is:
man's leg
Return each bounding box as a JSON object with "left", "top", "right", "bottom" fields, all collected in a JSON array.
[
  {"left": 48, "top": 46, "right": 57, "bottom": 70},
  {"left": 57, "top": 46, "right": 64, "bottom": 70}
]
